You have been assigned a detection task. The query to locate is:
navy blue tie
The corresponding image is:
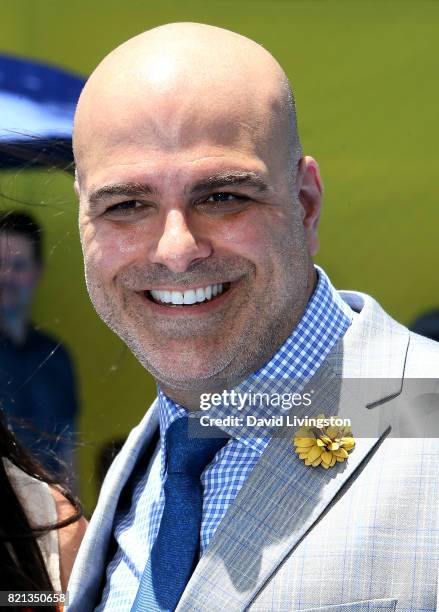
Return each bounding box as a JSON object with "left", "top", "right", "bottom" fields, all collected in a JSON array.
[{"left": 131, "top": 416, "right": 228, "bottom": 612}]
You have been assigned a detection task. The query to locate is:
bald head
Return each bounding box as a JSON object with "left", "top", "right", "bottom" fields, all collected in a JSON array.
[{"left": 73, "top": 22, "right": 301, "bottom": 182}]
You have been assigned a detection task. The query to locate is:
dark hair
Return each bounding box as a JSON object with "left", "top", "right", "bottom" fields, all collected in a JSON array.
[
  {"left": 0, "top": 409, "right": 83, "bottom": 609},
  {"left": 0, "top": 210, "right": 43, "bottom": 265}
]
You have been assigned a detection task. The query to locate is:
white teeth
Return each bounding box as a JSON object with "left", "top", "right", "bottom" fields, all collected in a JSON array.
[
  {"left": 183, "top": 289, "right": 197, "bottom": 305},
  {"left": 149, "top": 283, "right": 226, "bottom": 305},
  {"left": 171, "top": 290, "right": 184, "bottom": 305}
]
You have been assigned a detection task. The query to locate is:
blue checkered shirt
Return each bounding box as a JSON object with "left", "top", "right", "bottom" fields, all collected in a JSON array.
[{"left": 96, "top": 266, "right": 353, "bottom": 610}]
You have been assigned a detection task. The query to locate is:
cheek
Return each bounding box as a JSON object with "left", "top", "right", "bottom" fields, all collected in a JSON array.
[
  {"left": 216, "top": 218, "right": 262, "bottom": 248},
  {"left": 116, "top": 233, "right": 143, "bottom": 254},
  {"left": 81, "top": 219, "right": 147, "bottom": 280},
  {"left": 211, "top": 209, "right": 292, "bottom": 264}
]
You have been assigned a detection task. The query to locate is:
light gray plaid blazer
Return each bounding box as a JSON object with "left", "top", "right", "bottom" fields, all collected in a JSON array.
[{"left": 67, "top": 290, "right": 439, "bottom": 612}]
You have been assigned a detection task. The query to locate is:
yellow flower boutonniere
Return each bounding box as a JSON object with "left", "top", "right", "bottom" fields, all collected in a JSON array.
[{"left": 293, "top": 414, "right": 355, "bottom": 469}]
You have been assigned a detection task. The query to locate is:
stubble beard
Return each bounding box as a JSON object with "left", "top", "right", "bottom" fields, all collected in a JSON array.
[{"left": 85, "top": 250, "right": 313, "bottom": 397}]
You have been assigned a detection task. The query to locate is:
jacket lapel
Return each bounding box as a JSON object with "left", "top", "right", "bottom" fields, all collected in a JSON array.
[
  {"left": 66, "top": 400, "right": 160, "bottom": 612},
  {"left": 177, "top": 292, "right": 410, "bottom": 611}
]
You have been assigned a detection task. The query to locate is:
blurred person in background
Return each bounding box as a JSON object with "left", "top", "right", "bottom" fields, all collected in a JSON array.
[
  {"left": 0, "top": 406, "right": 87, "bottom": 609},
  {"left": 410, "top": 309, "right": 439, "bottom": 343},
  {"left": 0, "top": 211, "right": 79, "bottom": 479}
]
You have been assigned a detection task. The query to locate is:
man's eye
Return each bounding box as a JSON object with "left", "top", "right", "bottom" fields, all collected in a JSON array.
[
  {"left": 205, "top": 193, "right": 242, "bottom": 203},
  {"left": 102, "top": 200, "right": 156, "bottom": 219},
  {"left": 107, "top": 200, "right": 143, "bottom": 212},
  {"left": 195, "top": 192, "right": 250, "bottom": 215}
]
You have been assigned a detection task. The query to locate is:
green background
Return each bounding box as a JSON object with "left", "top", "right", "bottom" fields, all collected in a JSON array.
[{"left": 1, "top": 0, "right": 438, "bottom": 513}]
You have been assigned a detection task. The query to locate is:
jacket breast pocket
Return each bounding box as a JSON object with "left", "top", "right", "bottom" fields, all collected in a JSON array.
[{"left": 297, "top": 598, "right": 398, "bottom": 612}]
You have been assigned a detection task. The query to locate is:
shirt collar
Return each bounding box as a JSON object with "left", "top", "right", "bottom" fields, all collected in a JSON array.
[{"left": 157, "top": 265, "right": 352, "bottom": 469}]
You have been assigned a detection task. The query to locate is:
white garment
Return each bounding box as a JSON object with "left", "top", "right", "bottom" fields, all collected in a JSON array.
[{"left": 3, "top": 457, "right": 61, "bottom": 591}]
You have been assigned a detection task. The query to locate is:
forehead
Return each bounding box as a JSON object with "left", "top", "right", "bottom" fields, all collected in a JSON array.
[{"left": 75, "top": 76, "right": 288, "bottom": 190}]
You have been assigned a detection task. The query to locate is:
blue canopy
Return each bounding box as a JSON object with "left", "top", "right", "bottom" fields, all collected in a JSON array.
[{"left": 0, "top": 53, "right": 85, "bottom": 169}]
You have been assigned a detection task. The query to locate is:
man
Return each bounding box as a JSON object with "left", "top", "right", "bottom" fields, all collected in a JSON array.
[
  {"left": 0, "top": 211, "right": 79, "bottom": 476},
  {"left": 67, "top": 23, "right": 439, "bottom": 611}
]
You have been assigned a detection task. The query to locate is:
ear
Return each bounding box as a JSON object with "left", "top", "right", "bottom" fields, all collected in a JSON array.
[{"left": 296, "top": 155, "right": 323, "bottom": 257}]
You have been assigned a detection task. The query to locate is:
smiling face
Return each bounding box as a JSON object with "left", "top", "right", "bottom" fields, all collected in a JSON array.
[{"left": 74, "top": 23, "right": 321, "bottom": 397}]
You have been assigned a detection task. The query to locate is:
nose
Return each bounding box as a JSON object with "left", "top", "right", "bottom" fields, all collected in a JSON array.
[{"left": 149, "top": 209, "right": 212, "bottom": 273}]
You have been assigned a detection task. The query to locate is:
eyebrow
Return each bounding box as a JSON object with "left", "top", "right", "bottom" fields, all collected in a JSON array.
[
  {"left": 189, "top": 171, "right": 270, "bottom": 196},
  {"left": 88, "top": 182, "right": 158, "bottom": 206},
  {"left": 87, "top": 171, "right": 270, "bottom": 207}
]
